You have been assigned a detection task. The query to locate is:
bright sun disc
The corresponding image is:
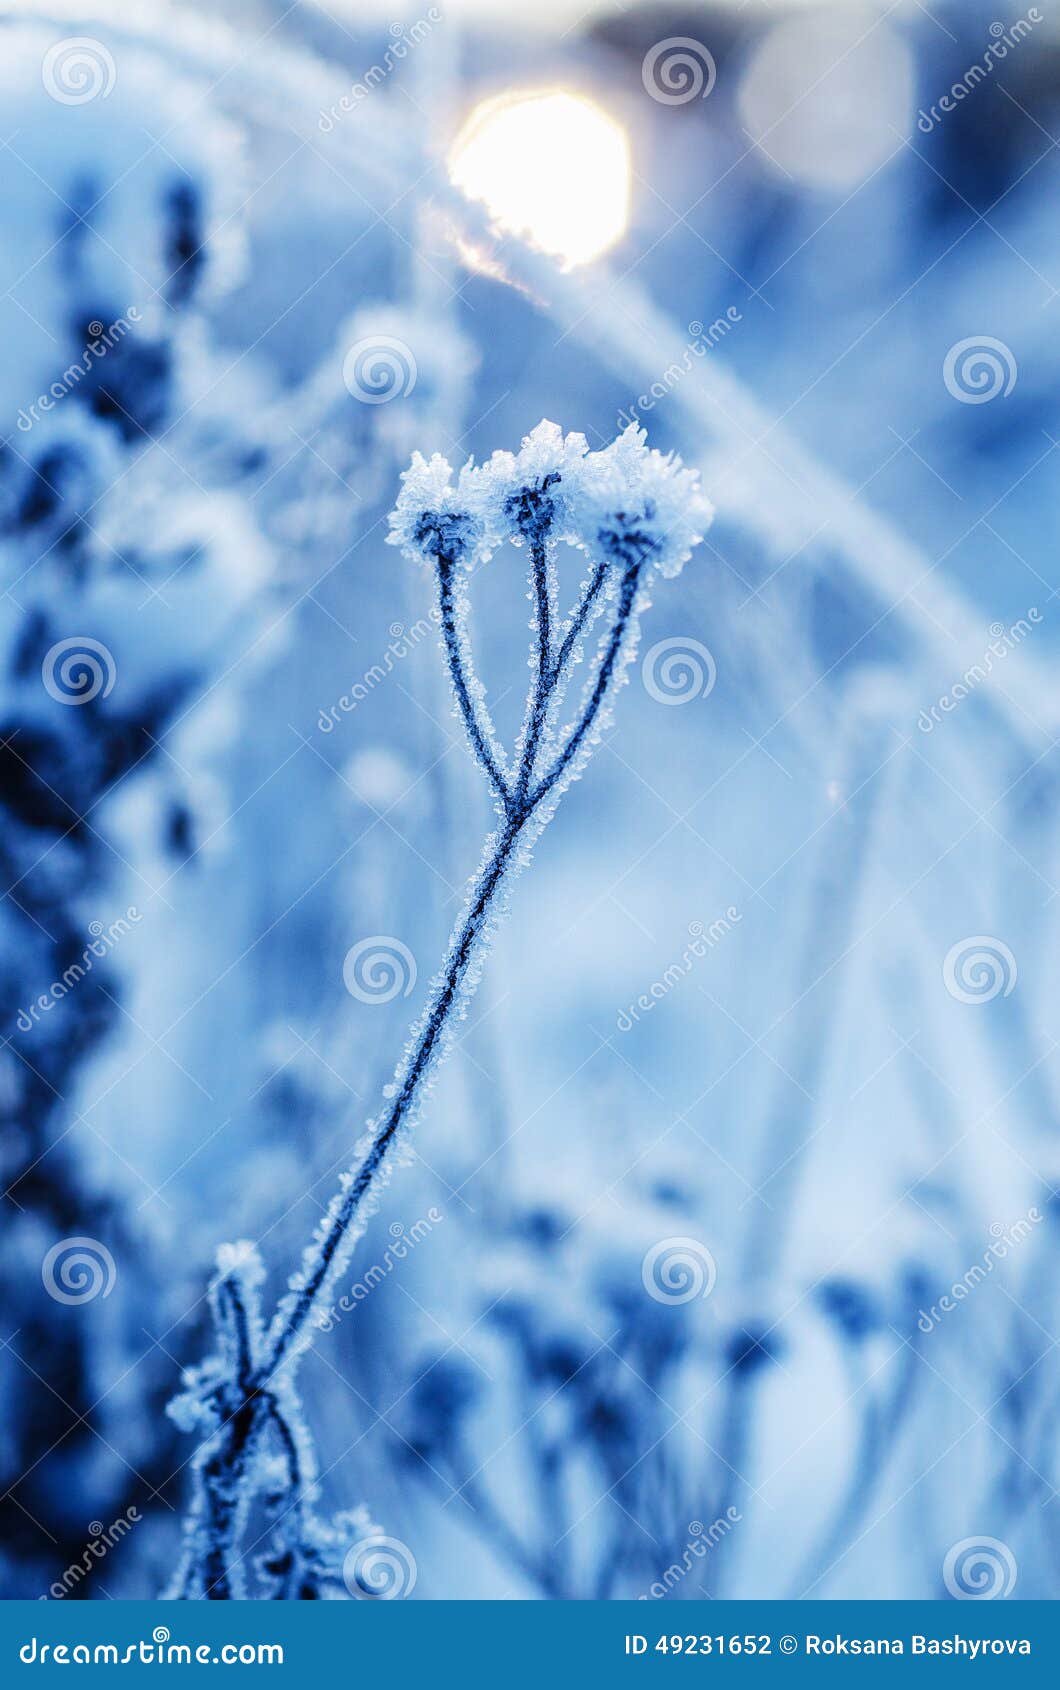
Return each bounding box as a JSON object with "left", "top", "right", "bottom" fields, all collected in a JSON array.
[{"left": 448, "top": 89, "right": 630, "bottom": 268}]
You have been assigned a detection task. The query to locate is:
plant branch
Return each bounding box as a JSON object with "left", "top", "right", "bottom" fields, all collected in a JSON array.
[
  {"left": 436, "top": 554, "right": 511, "bottom": 807},
  {"left": 264, "top": 810, "right": 526, "bottom": 1373},
  {"left": 531, "top": 556, "right": 641, "bottom": 808},
  {"left": 515, "top": 536, "right": 556, "bottom": 800},
  {"left": 169, "top": 422, "right": 709, "bottom": 1602},
  {"left": 552, "top": 559, "right": 609, "bottom": 685}
]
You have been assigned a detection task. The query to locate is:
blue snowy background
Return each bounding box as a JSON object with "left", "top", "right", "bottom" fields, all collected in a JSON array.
[{"left": 2, "top": 0, "right": 1059, "bottom": 1600}]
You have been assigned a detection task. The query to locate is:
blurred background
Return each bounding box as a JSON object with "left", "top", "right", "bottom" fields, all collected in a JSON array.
[{"left": 2, "top": 0, "right": 1059, "bottom": 1601}]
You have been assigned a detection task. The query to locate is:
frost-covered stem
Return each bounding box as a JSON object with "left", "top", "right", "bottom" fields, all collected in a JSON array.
[
  {"left": 553, "top": 559, "right": 609, "bottom": 680},
  {"left": 193, "top": 1280, "right": 265, "bottom": 1599},
  {"left": 265, "top": 559, "right": 641, "bottom": 1370},
  {"left": 265, "top": 811, "right": 527, "bottom": 1372},
  {"left": 172, "top": 422, "right": 708, "bottom": 1600},
  {"left": 198, "top": 1402, "right": 263, "bottom": 1599},
  {"left": 219, "top": 1281, "right": 254, "bottom": 1395},
  {"left": 436, "top": 555, "right": 510, "bottom": 806},
  {"left": 516, "top": 536, "right": 555, "bottom": 799},
  {"left": 531, "top": 555, "right": 642, "bottom": 807}
]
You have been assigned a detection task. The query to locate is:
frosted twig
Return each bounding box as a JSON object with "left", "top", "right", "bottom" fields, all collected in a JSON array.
[{"left": 166, "top": 420, "right": 710, "bottom": 1599}]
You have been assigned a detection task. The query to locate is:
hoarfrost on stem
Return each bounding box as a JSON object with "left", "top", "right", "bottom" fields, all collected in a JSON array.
[{"left": 167, "top": 420, "right": 711, "bottom": 1598}]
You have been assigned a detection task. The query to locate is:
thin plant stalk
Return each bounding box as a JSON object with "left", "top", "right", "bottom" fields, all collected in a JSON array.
[{"left": 167, "top": 422, "right": 709, "bottom": 1599}]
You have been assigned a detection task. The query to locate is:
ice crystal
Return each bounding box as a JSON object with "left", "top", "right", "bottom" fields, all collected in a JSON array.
[{"left": 388, "top": 419, "right": 711, "bottom": 577}]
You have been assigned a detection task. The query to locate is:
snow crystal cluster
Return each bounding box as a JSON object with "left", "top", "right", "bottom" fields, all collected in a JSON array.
[{"left": 388, "top": 419, "right": 710, "bottom": 578}]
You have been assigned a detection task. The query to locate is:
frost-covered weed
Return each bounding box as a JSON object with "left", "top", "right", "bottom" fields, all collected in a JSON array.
[
  {"left": 0, "top": 28, "right": 278, "bottom": 1596},
  {"left": 167, "top": 421, "right": 710, "bottom": 1598}
]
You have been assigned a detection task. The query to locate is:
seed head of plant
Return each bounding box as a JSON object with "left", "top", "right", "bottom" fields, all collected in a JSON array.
[{"left": 388, "top": 419, "right": 711, "bottom": 576}]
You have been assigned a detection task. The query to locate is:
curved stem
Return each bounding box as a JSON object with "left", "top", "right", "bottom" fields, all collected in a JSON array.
[
  {"left": 515, "top": 538, "right": 555, "bottom": 798},
  {"left": 553, "top": 560, "right": 609, "bottom": 681},
  {"left": 531, "top": 558, "right": 641, "bottom": 807},
  {"left": 267, "top": 559, "right": 641, "bottom": 1371},
  {"left": 265, "top": 811, "right": 526, "bottom": 1373},
  {"left": 437, "top": 557, "right": 510, "bottom": 807},
  {"left": 218, "top": 1280, "right": 254, "bottom": 1392},
  {"left": 199, "top": 1402, "right": 265, "bottom": 1600}
]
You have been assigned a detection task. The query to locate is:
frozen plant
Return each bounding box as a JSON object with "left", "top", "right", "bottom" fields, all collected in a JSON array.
[{"left": 167, "top": 421, "right": 710, "bottom": 1598}]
